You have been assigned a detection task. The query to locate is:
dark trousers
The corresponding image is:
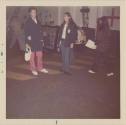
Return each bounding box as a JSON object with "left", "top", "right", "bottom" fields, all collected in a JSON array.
[
  {"left": 60, "top": 43, "right": 74, "bottom": 72},
  {"left": 91, "top": 50, "right": 113, "bottom": 73}
]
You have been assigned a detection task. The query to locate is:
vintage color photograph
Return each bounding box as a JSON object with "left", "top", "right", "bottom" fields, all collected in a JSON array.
[{"left": 6, "top": 6, "right": 120, "bottom": 119}]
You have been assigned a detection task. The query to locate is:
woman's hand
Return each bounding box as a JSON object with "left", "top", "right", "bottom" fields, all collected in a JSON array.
[
  {"left": 27, "top": 36, "right": 31, "bottom": 41},
  {"left": 70, "top": 43, "right": 74, "bottom": 48},
  {"left": 57, "top": 41, "right": 61, "bottom": 52},
  {"left": 57, "top": 47, "right": 60, "bottom": 52},
  {"left": 26, "top": 43, "right": 30, "bottom": 48}
]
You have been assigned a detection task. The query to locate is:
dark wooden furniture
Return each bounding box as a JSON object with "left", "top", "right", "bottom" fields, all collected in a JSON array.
[{"left": 41, "top": 25, "right": 59, "bottom": 50}]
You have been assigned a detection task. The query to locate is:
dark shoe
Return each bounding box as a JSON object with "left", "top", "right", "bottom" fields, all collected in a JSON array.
[
  {"left": 59, "top": 69, "right": 64, "bottom": 72},
  {"left": 64, "top": 71, "right": 72, "bottom": 75}
]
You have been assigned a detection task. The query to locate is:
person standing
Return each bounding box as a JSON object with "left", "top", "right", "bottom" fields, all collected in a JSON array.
[
  {"left": 25, "top": 7, "right": 48, "bottom": 76},
  {"left": 9, "top": 16, "right": 25, "bottom": 51},
  {"left": 88, "top": 17, "right": 114, "bottom": 77},
  {"left": 57, "top": 12, "right": 78, "bottom": 75}
]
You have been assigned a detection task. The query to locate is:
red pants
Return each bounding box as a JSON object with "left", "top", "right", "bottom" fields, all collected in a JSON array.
[{"left": 30, "top": 51, "right": 43, "bottom": 71}]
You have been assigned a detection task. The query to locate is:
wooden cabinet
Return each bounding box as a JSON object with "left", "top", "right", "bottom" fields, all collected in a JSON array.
[{"left": 42, "top": 25, "right": 59, "bottom": 50}]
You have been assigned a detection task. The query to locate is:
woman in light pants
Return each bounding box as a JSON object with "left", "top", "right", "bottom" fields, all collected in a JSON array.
[{"left": 57, "top": 12, "right": 77, "bottom": 75}]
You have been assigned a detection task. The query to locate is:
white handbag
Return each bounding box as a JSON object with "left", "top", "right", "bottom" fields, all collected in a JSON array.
[{"left": 24, "top": 46, "right": 31, "bottom": 61}]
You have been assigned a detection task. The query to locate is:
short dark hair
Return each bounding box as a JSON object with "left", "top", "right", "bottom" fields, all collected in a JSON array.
[
  {"left": 28, "top": 7, "right": 37, "bottom": 13},
  {"left": 64, "top": 12, "right": 72, "bottom": 18}
]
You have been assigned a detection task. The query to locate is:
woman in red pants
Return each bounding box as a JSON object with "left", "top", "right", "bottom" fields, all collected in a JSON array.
[{"left": 25, "top": 7, "right": 48, "bottom": 75}]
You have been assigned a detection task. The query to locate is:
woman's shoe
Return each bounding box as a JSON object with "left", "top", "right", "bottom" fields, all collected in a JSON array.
[
  {"left": 88, "top": 69, "right": 96, "bottom": 74},
  {"left": 59, "top": 68, "right": 64, "bottom": 72},
  {"left": 106, "top": 72, "right": 114, "bottom": 77},
  {"left": 32, "top": 71, "right": 38, "bottom": 76},
  {"left": 63, "top": 71, "right": 72, "bottom": 75},
  {"left": 39, "top": 68, "right": 48, "bottom": 74}
]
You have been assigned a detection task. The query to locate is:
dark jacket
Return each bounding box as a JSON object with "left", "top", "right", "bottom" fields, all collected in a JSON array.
[
  {"left": 57, "top": 21, "right": 78, "bottom": 47},
  {"left": 96, "top": 29, "right": 112, "bottom": 52},
  {"left": 24, "top": 17, "right": 43, "bottom": 51}
]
